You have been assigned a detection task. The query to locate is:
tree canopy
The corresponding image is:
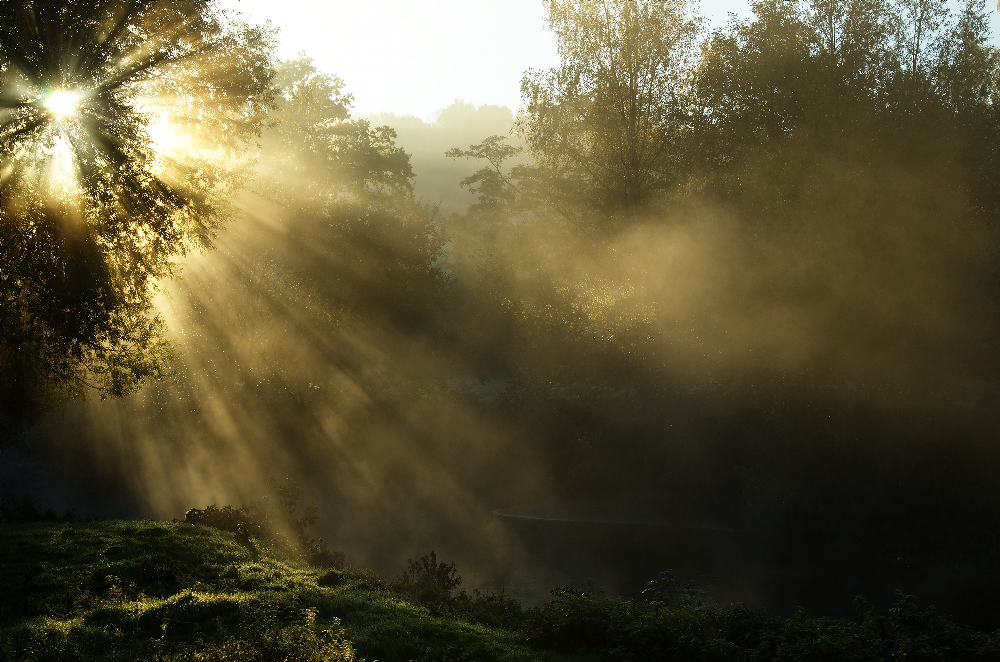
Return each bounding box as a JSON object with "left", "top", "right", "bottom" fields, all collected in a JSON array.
[
  {"left": 520, "top": 0, "right": 701, "bottom": 212},
  {"left": 514, "top": 0, "right": 1000, "bottom": 220},
  {"left": 259, "top": 56, "right": 414, "bottom": 206},
  {"left": 0, "top": 0, "right": 275, "bottom": 436}
]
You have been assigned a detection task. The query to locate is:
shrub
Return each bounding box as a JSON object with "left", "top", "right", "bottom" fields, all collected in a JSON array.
[
  {"left": 524, "top": 584, "right": 632, "bottom": 653},
  {"left": 154, "top": 610, "right": 358, "bottom": 662},
  {"left": 642, "top": 570, "right": 714, "bottom": 609},
  {"left": 184, "top": 478, "right": 344, "bottom": 570},
  {"left": 392, "top": 551, "right": 462, "bottom": 615},
  {"left": 520, "top": 585, "right": 1000, "bottom": 661},
  {"left": 390, "top": 552, "right": 524, "bottom": 627},
  {"left": 306, "top": 538, "right": 345, "bottom": 570},
  {"left": 453, "top": 589, "right": 524, "bottom": 629},
  {"left": 316, "top": 569, "right": 344, "bottom": 588},
  {"left": 184, "top": 505, "right": 256, "bottom": 535}
]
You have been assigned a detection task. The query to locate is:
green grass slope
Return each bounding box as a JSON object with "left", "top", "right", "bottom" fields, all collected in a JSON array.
[
  {"left": 0, "top": 521, "right": 555, "bottom": 662},
  {"left": 4, "top": 520, "right": 1000, "bottom": 661}
]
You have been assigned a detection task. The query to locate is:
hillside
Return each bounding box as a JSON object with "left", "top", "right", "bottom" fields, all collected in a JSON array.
[
  {"left": 3, "top": 520, "right": 1000, "bottom": 661},
  {"left": 0, "top": 520, "right": 545, "bottom": 662}
]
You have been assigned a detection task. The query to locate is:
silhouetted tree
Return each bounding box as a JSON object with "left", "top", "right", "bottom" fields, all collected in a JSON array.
[
  {"left": 692, "top": 0, "right": 1000, "bottom": 204},
  {"left": 446, "top": 135, "right": 523, "bottom": 213}
]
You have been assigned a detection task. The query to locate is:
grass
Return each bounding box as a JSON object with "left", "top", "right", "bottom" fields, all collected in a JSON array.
[
  {"left": 3, "top": 519, "right": 1000, "bottom": 661},
  {"left": 0, "top": 520, "right": 558, "bottom": 661}
]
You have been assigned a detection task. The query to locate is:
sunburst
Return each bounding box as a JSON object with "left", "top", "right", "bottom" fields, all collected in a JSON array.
[
  {"left": 42, "top": 89, "right": 81, "bottom": 119},
  {"left": 0, "top": 0, "right": 275, "bottom": 405}
]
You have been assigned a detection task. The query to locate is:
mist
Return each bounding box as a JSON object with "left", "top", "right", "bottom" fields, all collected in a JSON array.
[
  {"left": 5, "top": 0, "right": 1000, "bottom": 634},
  {"left": 371, "top": 102, "right": 520, "bottom": 215}
]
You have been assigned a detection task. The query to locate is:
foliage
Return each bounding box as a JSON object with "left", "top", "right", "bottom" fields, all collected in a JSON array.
[
  {"left": 0, "top": 496, "right": 77, "bottom": 524},
  {"left": 6, "top": 0, "right": 1000, "bottom": 648},
  {"left": 520, "top": 0, "right": 701, "bottom": 211},
  {"left": 261, "top": 56, "right": 413, "bottom": 203},
  {"left": 435, "top": 2, "right": 1000, "bottom": 630},
  {"left": 515, "top": 0, "right": 1000, "bottom": 217},
  {"left": 452, "top": 589, "right": 526, "bottom": 631},
  {"left": 4, "top": 520, "right": 1000, "bottom": 661},
  {"left": 184, "top": 478, "right": 344, "bottom": 570},
  {"left": 232, "top": 54, "right": 443, "bottom": 343},
  {"left": 160, "top": 610, "right": 358, "bottom": 662},
  {"left": 641, "top": 570, "right": 715, "bottom": 609},
  {"left": 446, "top": 135, "right": 523, "bottom": 213},
  {"left": 692, "top": 0, "right": 1000, "bottom": 196},
  {"left": 392, "top": 551, "right": 462, "bottom": 615},
  {"left": 0, "top": 0, "right": 276, "bottom": 434},
  {"left": 522, "top": 585, "right": 1000, "bottom": 661},
  {"left": 389, "top": 552, "right": 525, "bottom": 629}
]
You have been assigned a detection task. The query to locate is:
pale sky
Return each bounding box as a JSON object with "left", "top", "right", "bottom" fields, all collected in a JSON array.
[{"left": 220, "top": 0, "right": 1000, "bottom": 120}]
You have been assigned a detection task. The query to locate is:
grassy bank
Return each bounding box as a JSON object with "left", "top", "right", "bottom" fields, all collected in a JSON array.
[{"left": 2, "top": 520, "right": 998, "bottom": 661}]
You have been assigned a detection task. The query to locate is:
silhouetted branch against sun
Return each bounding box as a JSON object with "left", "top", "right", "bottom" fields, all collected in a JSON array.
[
  {"left": 0, "top": 0, "right": 276, "bottom": 429},
  {"left": 0, "top": 0, "right": 276, "bottom": 249}
]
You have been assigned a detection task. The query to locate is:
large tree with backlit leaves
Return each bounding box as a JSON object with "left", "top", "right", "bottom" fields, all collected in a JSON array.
[{"left": 0, "top": 0, "right": 275, "bottom": 438}]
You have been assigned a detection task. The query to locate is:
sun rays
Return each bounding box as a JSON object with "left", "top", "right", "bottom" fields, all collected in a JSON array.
[{"left": 0, "top": 1, "right": 276, "bottom": 418}]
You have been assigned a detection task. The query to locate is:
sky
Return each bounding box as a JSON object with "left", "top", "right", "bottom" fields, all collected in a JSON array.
[
  {"left": 219, "top": 0, "right": 751, "bottom": 118},
  {"left": 221, "top": 0, "right": 1000, "bottom": 119}
]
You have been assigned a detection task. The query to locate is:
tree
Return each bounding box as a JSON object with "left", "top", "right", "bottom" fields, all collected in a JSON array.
[
  {"left": 0, "top": 0, "right": 275, "bottom": 437},
  {"left": 935, "top": 0, "right": 999, "bottom": 113},
  {"left": 260, "top": 56, "right": 414, "bottom": 206},
  {"left": 692, "top": 0, "right": 986, "bottom": 181},
  {"left": 446, "top": 135, "right": 523, "bottom": 213},
  {"left": 694, "top": 0, "right": 814, "bottom": 170},
  {"left": 898, "top": 0, "right": 949, "bottom": 77},
  {"left": 805, "top": 0, "right": 901, "bottom": 89},
  {"left": 934, "top": 0, "right": 1000, "bottom": 218},
  {"left": 520, "top": 0, "right": 700, "bottom": 212},
  {"left": 242, "top": 57, "right": 444, "bottom": 340}
]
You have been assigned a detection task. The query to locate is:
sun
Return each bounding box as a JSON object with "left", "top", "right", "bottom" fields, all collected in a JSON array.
[{"left": 43, "top": 90, "right": 80, "bottom": 119}]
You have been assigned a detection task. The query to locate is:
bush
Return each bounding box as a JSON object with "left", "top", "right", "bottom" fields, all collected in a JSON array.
[
  {"left": 316, "top": 569, "right": 344, "bottom": 588},
  {"left": 453, "top": 589, "right": 524, "bottom": 629},
  {"left": 524, "top": 584, "right": 636, "bottom": 654},
  {"left": 184, "top": 478, "right": 344, "bottom": 570},
  {"left": 183, "top": 504, "right": 254, "bottom": 535},
  {"left": 392, "top": 551, "right": 461, "bottom": 615},
  {"left": 390, "top": 552, "right": 524, "bottom": 627},
  {"left": 642, "top": 570, "right": 714, "bottom": 609},
  {"left": 306, "top": 538, "right": 345, "bottom": 570},
  {"left": 152, "top": 609, "right": 357, "bottom": 662}
]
